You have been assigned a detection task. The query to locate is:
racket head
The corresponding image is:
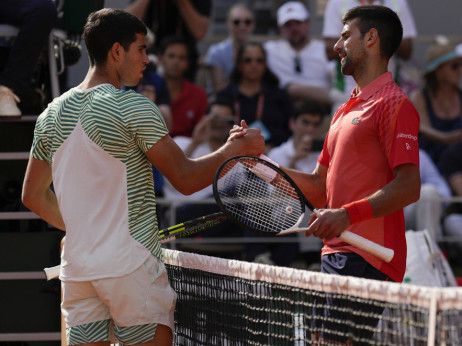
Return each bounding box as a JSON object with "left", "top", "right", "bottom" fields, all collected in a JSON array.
[
  {"left": 213, "top": 155, "right": 308, "bottom": 235},
  {"left": 159, "top": 212, "right": 226, "bottom": 241}
]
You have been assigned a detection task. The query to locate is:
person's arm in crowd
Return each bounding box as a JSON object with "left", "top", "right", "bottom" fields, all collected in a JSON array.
[
  {"left": 158, "top": 104, "right": 173, "bottom": 131},
  {"left": 420, "top": 149, "right": 452, "bottom": 199},
  {"left": 395, "top": 38, "right": 413, "bottom": 61},
  {"left": 147, "top": 121, "right": 264, "bottom": 195},
  {"left": 183, "top": 114, "right": 213, "bottom": 157},
  {"left": 288, "top": 135, "right": 314, "bottom": 169},
  {"left": 176, "top": 0, "right": 210, "bottom": 40},
  {"left": 22, "top": 158, "right": 66, "bottom": 231},
  {"left": 125, "top": 0, "right": 150, "bottom": 20},
  {"left": 285, "top": 83, "right": 332, "bottom": 106},
  {"left": 410, "top": 90, "right": 462, "bottom": 145},
  {"left": 208, "top": 66, "right": 227, "bottom": 94},
  {"left": 449, "top": 174, "right": 462, "bottom": 196}
]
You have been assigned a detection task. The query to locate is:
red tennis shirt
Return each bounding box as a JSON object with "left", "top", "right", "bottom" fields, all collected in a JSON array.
[
  {"left": 170, "top": 79, "right": 208, "bottom": 138},
  {"left": 318, "top": 72, "right": 420, "bottom": 282}
]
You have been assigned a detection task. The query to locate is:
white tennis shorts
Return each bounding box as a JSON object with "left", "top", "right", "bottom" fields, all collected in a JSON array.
[{"left": 62, "top": 255, "right": 177, "bottom": 345}]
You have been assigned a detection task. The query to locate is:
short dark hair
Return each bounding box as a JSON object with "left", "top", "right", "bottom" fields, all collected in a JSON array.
[
  {"left": 158, "top": 36, "right": 189, "bottom": 57},
  {"left": 83, "top": 9, "right": 147, "bottom": 67},
  {"left": 292, "top": 100, "right": 325, "bottom": 120},
  {"left": 207, "top": 98, "right": 235, "bottom": 116},
  {"left": 342, "top": 5, "right": 403, "bottom": 60}
]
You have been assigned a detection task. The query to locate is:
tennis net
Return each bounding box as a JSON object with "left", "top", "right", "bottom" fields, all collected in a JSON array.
[{"left": 163, "top": 248, "right": 462, "bottom": 345}]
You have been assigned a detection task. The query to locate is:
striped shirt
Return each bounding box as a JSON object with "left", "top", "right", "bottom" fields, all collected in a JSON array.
[{"left": 31, "top": 84, "right": 168, "bottom": 281}]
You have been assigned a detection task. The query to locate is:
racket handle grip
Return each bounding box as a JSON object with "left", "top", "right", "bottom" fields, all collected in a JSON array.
[
  {"left": 340, "top": 230, "right": 394, "bottom": 263},
  {"left": 44, "top": 264, "right": 61, "bottom": 280},
  {"left": 315, "top": 209, "right": 394, "bottom": 263}
]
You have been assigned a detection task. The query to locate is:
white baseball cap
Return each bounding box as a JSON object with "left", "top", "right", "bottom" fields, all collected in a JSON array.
[{"left": 277, "top": 1, "right": 310, "bottom": 26}]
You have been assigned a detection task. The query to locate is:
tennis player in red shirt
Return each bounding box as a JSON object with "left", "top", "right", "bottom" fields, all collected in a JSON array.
[
  {"left": 279, "top": 5, "right": 420, "bottom": 343},
  {"left": 292, "top": 4, "right": 420, "bottom": 283}
]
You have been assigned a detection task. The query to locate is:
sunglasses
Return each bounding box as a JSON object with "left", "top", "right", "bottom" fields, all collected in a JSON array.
[
  {"left": 233, "top": 19, "right": 253, "bottom": 26},
  {"left": 294, "top": 56, "right": 302, "bottom": 73},
  {"left": 242, "top": 57, "right": 265, "bottom": 64}
]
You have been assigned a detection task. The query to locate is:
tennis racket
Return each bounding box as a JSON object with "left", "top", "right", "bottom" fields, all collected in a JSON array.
[
  {"left": 213, "top": 155, "right": 394, "bottom": 263},
  {"left": 44, "top": 212, "right": 227, "bottom": 280}
]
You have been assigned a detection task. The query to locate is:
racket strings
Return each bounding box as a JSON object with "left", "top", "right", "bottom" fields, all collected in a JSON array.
[{"left": 216, "top": 158, "right": 303, "bottom": 234}]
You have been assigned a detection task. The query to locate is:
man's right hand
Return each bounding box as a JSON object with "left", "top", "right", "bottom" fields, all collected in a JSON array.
[{"left": 227, "top": 120, "right": 265, "bottom": 157}]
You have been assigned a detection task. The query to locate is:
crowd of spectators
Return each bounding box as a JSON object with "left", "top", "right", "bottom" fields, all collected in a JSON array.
[{"left": 1, "top": 0, "right": 462, "bottom": 269}]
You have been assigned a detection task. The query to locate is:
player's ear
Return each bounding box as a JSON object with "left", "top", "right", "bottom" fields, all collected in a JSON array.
[
  {"left": 110, "top": 42, "right": 123, "bottom": 61},
  {"left": 365, "top": 28, "right": 378, "bottom": 47}
]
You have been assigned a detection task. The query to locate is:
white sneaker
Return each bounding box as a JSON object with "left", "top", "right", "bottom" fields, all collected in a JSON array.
[{"left": 0, "top": 85, "right": 21, "bottom": 117}]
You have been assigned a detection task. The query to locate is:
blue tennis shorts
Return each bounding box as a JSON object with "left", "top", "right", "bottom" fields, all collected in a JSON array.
[{"left": 313, "top": 252, "right": 392, "bottom": 344}]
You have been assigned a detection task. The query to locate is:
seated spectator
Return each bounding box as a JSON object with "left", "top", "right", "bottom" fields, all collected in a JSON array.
[
  {"left": 323, "top": 0, "right": 417, "bottom": 111},
  {"left": 0, "top": 0, "right": 57, "bottom": 116},
  {"left": 439, "top": 142, "right": 462, "bottom": 250},
  {"left": 162, "top": 99, "right": 243, "bottom": 254},
  {"left": 404, "top": 149, "right": 452, "bottom": 240},
  {"left": 158, "top": 36, "right": 208, "bottom": 137},
  {"left": 246, "top": 101, "right": 326, "bottom": 267},
  {"left": 410, "top": 42, "right": 462, "bottom": 166},
  {"left": 217, "top": 41, "right": 292, "bottom": 151},
  {"left": 264, "top": 1, "right": 332, "bottom": 108},
  {"left": 205, "top": 3, "right": 255, "bottom": 94}
]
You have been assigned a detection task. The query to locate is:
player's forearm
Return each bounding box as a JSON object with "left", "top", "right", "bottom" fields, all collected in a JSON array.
[
  {"left": 284, "top": 167, "right": 327, "bottom": 208},
  {"left": 165, "top": 129, "right": 265, "bottom": 195},
  {"left": 365, "top": 164, "right": 420, "bottom": 218},
  {"left": 23, "top": 189, "right": 66, "bottom": 231}
]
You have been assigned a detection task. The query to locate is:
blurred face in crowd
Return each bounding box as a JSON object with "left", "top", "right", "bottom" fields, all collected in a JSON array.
[
  {"left": 435, "top": 58, "right": 462, "bottom": 87},
  {"left": 227, "top": 5, "right": 254, "bottom": 44},
  {"left": 159, "top": 43, "right": 189, "bottom": 79},
  {"left": 238, "top": 45, "right": 266, "bottom": 82},
  {"left": 280, "top": 19, "right": 310, "bottom": 49},
  {"left": 290, "top": 113, "right": 323, "bottom": 145},
  {"left": 208, "top": 104, "right": 235, "bottom": 143}
]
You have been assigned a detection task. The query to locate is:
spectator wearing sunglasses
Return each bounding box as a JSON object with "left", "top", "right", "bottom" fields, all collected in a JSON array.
[
  {"left": 410, "top": 42, "right": 462, "bottom": 167},
  {"left": 217, "top": 42, "right": 292, "bottom": 151},
  {"left": 264, "top": 1, "right": 333, "bottom": 109},
  {"left": 205, "top": 4, "right": 255, "bottom": 94}
]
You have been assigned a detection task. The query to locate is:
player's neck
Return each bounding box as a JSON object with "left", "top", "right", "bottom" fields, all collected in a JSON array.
[
  {"left": 353, "top": 61, "right": 388, "bottom": 94},
  {"left": 78, "top": 66, "right": 120, "bottom": 90}
]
